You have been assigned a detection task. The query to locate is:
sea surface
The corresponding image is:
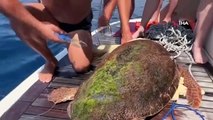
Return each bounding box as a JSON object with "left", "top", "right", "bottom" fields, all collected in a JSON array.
[{"left": 0, "top": 0, "right": 167, "bottom": 100}]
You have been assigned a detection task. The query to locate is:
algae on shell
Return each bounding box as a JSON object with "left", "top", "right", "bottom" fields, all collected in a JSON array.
[{"left": 69, "top": 40, "right": 179, "bottom": 120}]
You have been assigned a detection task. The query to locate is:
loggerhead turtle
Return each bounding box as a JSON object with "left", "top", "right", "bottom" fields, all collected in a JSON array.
[{"left": 48, "top": 39, "right": 202, "bottom": 120}]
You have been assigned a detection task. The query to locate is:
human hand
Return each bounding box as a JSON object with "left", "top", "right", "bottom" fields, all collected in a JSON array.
[
  {"left": 40, "top": 22, "right": 68, "bottom": 43},
  {"left": 132, "top": 25, "right": 145, "bottom": 39},
  {"left": 11, "top": 20, "right": 67, "bottom": 44}
]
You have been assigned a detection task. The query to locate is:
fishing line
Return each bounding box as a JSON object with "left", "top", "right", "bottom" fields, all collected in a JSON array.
[{"left": 25, "top": 104, "right": 57, "bottom": 119}]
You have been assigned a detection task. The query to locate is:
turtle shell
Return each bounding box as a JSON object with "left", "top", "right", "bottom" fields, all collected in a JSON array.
[{"left": 69, "top": 39, "right": 180, "bottom": 120}]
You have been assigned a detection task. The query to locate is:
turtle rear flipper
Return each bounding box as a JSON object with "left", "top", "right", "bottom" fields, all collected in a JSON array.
[{"left": 178, "top": 66, "right": 203, "bottom": 108}]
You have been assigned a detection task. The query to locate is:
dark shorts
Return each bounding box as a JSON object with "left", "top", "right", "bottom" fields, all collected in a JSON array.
[
  {"left": 39, "top": 0, "right": 93, "bottom": 33},
  {"left": 58, "top": 11, "right": 93, "bottom": 33}
]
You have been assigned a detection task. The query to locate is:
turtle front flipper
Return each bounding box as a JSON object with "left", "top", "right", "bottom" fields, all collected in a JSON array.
[
  {"left": 178, "top": 66, "right": 203, "bottom": 108},
  {"left": 48, "top": 87, "right": 79, "bottom": 104}
]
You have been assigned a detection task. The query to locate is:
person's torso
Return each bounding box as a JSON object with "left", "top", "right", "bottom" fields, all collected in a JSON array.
[{"left": 42, "top": 0, "right": 92, "bottom": 24}]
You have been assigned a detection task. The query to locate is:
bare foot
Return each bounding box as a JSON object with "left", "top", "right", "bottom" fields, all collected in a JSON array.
[
  {"left": 192, "top": 45, "right": 208, "bottom": 64},
  {"left": 121, "top": 32, "right": 133, "bottom": 44},
  {"left": 39, "top": 61, "right": 57, "bottom": 83},
  {"left": 132, "top": 26, "right": 144, "bottom": 39},
  {"left": 162, "top": 18, "right": 171, "bottom": 23}
]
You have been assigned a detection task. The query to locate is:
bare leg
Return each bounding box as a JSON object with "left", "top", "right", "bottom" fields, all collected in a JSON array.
[
  {"left": 99, "top": 0, "right": 135, "bottom": 27},
  {"left": 163, "top": 0, "right": 179, "bottom": 22},
  {"left": 132, "top": 0, "right": 163, "bottom": 39},
  {"left": 67, "top": 30, "right": 93, "bottom": 73},
  {"left": 117, "top": 0, "right": 134, "bottom": 43},
  {"left": 160, "top": 0, "right": 199, "bottom": 22},
  {"left": 98, "top": 0, "right": 117, "bottom": 27},
  {"left": 148, "top": 0, "right": 163, "bottom": 23},
  {"left": 193, "top": 0, "right": 213, "bottom": 64},
  {"left": 12, "top": 3, "right": 59, "bottom": 83}
]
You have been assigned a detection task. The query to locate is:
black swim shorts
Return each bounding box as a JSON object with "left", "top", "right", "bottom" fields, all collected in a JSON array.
[{"left": 58, "top": 11, "right": 93, "bottom": 33}]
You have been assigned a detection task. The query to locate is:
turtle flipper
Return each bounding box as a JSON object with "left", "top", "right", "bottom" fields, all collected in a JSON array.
[
  {"left": 48, "top": 87, "right": 78, "bottom": 104},
  {"left": 178, "top": 66, "right": 202, "bottom": 108}
]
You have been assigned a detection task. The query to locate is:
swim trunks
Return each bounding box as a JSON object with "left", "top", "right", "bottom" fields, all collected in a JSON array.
[
  {"left": 39, "top": 0, "right": 93, "bottom": 33},
  {"left": 58, "top": 11, "right": 93, "bottom": 33}
]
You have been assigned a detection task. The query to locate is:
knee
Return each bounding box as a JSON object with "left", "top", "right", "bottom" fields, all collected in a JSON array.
[{"left": 73, "top": 62, "right": 91, "bottom": 73}]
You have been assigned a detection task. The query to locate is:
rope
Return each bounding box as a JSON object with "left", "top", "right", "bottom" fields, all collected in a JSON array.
[
  {"left": 162, "top": 102, "right": 205, "bottom": 120},
  {"left": 157, "top": 27, "right": 197, "bottom": 80},
  {"left": 131, "top": 31, "right": 193, "bottom": 63},
  {"left": 155, "top": 27, "right": 205, "bottom": 120},
  {"left": 157, "top": 27, "right": 193, "bottom": 59}
]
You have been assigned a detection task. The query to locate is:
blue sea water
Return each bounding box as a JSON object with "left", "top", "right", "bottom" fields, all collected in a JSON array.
[
  {"left": 0, "top": 0, "right": 66, "bottom": 100},
  {"left": 0, "top": 0, "right": 165, "bottom": 100}
]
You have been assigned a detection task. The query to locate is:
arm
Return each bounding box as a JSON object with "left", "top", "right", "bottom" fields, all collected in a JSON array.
[
  {"left": 144, "top": 0, "right": 163, "bottom": 25},
  {"left": 0, "top": 0, "right": 41, "bottom": 27},
  {"left": 132, "top": 0, "right": 162, "bottom": 39},
  {"left": 0, "top": 0, "right": 65, "bottom": 43}
]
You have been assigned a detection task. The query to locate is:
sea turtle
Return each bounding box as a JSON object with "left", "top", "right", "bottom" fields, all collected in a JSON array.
[{"left": 48, "top": 39, "right": 202, "bottom": 120}]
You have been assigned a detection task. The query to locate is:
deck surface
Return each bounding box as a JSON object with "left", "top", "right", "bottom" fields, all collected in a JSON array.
[
  {"left": 1, "top": 24, "right": 213, "bottom": 120},
  {"left": 1, "top": 48, "right": 213, "bottom": 120}
]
